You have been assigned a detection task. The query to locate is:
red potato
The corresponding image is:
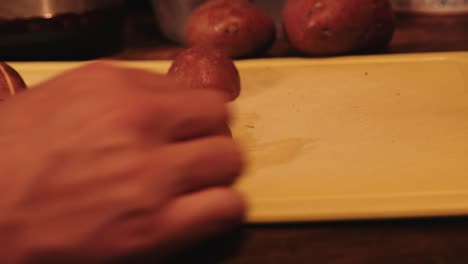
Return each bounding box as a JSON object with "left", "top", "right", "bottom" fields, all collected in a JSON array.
[
  {"left": 167, "top": 46, "right": 241, "bottom": 101},
  {"left": 358, "top": 0, "right": 395, "bottom": 52},
  {"left": 185, "top": 0, "right": 276, "bottom": 58},
  {"left": 282, "top": 0, "right": 395, "bottom": 56},
  {"left": 0, "top": 62, "right": 27, "bottom": 101}
]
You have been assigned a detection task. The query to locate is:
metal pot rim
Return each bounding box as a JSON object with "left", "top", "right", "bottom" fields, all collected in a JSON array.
[{"left": 0, "top": 0, "right": 123, "bottom": 20}]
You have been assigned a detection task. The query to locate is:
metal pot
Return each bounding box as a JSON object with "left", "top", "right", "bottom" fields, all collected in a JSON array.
[
  {"left": 151, "top": 0, "right": 286, "bottom": 44},
  {"left": 390, "top": 0, "right": 468, "bottom": 14},
  {"left": 0, "top": 0, "right": 125, "bottom": 60},
  {"left": 0, "top": 0, "right": 123, "bottom": 19}
]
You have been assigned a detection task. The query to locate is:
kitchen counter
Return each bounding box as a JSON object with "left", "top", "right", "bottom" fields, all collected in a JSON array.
[{"left": 116, "top": 12, "right": 468, "bottom": 264}]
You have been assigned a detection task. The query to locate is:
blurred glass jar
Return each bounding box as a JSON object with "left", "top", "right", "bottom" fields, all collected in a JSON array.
[
  {"left": 0, "top": 0, "right": 125, "bottom": 60},
  {"left": 152, "top": 0, "right": 286, "bottom": 44},
  {"left": 390, "top": 0, "right": 468, "bottom": 14}
]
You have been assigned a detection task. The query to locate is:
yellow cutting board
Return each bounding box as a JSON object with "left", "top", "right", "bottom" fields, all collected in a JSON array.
[{"left": 10, "top": 51, "right": 468, "bottom": 223}]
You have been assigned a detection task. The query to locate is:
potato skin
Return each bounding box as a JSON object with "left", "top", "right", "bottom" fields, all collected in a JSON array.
[
  {"left": 0, "top": 62, "right": 27, "bottom": 101},
  {"left": 282, "top": 0, "right": 395, "bottom": 56},
  {"left": 167, "top": 47, "right": 241, "bottom": 101},
  {"left": 185, "top": 0, "right": 276, "bottom": 58},
  {"left": 358, "top": 0, "right": 395, "bottom": 52}
]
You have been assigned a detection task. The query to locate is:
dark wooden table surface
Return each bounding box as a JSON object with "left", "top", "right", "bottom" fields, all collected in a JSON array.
[{"left": 114, "top": 12, "right": 468, "bottom": 264}]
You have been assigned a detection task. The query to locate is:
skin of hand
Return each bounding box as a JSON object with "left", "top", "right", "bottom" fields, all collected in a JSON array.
[{"left": 0, "top": 62, "right": 246, "bottom": 264}]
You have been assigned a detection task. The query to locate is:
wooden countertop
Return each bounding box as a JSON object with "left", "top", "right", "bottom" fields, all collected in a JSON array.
[{"left": 117, "top": 12, "right": 468, "bottom": 264}]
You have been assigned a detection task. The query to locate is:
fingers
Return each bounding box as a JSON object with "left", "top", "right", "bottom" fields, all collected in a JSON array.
[
  {"left": 95, "top": 188, "right": 246, "bottom": 263},
  {"left": 111, "top": 64, "right": 232, "bottom": 141},
  {"left": 156, "top": 136, "right": 244, "bottom": 196},
  {"left": 97, "top": 64, "right": 187, "bottom": 93},
  {"left": 63, "top": 64, "right": 232, "bottom": 142},
  {"left": 148, "top": 188, "right": 246, "bottom": 257},
  {"left": 98, "top": 64, "right": 230, "bottom": 141},
  {"left": 156, "top": 89, "right": 231, "bottom": 141}
]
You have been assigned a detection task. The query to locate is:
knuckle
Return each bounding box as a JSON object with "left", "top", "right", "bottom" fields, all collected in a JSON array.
[
  {"left": 121, "top": 178, "right": 149, "bottom": 202},
  {"left": 117, "top": 157, "right": 161, "bottom": 202},
  {"left": 107, "top": 95, "right": 160, "bottom": 130}
]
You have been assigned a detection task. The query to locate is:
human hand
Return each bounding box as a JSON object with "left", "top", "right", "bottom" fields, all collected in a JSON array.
[{"left": 0, "top": 63, "right": 245, "bottom": 264}]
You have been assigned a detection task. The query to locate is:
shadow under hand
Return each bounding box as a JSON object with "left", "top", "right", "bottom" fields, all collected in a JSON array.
[{"left": 111, "top": 227, "right": 248, "bottom": 264}]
